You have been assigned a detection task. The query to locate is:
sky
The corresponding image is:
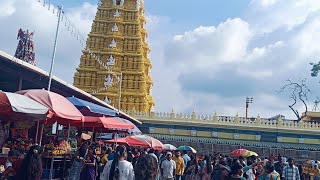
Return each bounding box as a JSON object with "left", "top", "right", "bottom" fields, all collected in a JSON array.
[{"left": 1, "top": 0, "right": 320, "bottom": 119}]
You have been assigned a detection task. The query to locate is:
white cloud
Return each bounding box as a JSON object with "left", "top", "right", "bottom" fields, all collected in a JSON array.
[
  {"left": 250, "top": 0, "right": 278, "bottom": 8},
  {"left": 292, "top": 16, "right": 320, "bottom": 57},
  {"left": 0, "top": 0, "right": 96, "bottom": 83},
  {"left": 0, "top": 0, "right": 16, "bottom": 18},
  {"left": 247, "top": 0, "right": 320, "bottom": 33},
  {"left": 165, "top": 18, "right": 252, "bottom": 71},
  {"left": 1, "top": 0, "right": 320, "bottom": 120},
  {"left": 159, "top": 1, "right": 320, "bottom": 119}
]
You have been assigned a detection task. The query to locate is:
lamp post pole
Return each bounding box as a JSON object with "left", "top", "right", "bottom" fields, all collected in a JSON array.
[
  {"left": 246, "top": 97, "right": 253, "bottom": 119},
  {"left": 48, "top": 5, "right": 63, "bottom": 91},
  {"left": 46, "top": 5, "right": 63, "bottom": 147}
]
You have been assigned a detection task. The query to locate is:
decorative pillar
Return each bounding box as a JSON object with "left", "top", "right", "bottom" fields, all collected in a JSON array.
[
  {"left": 170, "top": 108, "right": 175, "bottom": 119},
  {"left": 256, "top": 114, "right": 261, "bottom": 126},
  {"left": 277, "top": 115, "right": 283, "bottom": 128},
  {"left": 191, "top": 110, "right": 196, "bottom": 121},
  {"left": 234, "top": 113, "right": 240, "bottom": 124},
  {"left": 213, "top": 112, "right": 218, "bottom": 123}
]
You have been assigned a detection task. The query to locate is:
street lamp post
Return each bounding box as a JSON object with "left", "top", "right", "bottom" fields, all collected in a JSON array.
[{"left": 246, "top": 97, "right": 253, "bottom": 119}]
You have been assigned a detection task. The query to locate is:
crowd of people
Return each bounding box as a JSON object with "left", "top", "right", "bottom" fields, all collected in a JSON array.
[
  {"left": 0, "top": 141, "right": 319, "bottom": 180},
  {"left": 0, "top": 145, "right": 42, "bottom": 180},
  {"left": 67, "top": 142, "right": 319, "bottom": 180}
]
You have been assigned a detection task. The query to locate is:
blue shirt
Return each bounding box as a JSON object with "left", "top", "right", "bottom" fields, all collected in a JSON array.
[{"left": 182, "top": 154, "right": 191, "bottom": 168}]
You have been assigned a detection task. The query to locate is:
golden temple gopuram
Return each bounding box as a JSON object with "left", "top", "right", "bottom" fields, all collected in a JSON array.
[{"left": 73, "top": 0, "right": 154, "bottom": 113}]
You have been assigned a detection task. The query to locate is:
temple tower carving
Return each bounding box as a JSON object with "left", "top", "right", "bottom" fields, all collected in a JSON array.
[{"left": 73, "top": 0, "right": 154, "bottom": 112}]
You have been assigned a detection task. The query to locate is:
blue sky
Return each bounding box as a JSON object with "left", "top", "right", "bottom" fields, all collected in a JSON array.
[
  {"left": 61, "top": 0, "right": 250, "bottom": 31},
  {"left": 1, "top": 0, "right": 320, "bottom": 119}
]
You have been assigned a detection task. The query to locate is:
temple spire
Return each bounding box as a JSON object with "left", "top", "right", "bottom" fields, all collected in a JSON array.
[{"left": 74, "top": 0, "right": 154, "bottom": 113}]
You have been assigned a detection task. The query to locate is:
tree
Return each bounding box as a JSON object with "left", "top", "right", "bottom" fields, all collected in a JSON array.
[
  {"left": 278, "top": 79, "right": 311, "bottom": 121},
  {"left": 310, "top": 62, "right": 320, "bottom": 77}
]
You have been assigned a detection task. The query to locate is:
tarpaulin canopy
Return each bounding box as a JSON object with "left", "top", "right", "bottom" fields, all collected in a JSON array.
[
  {"left": 70, "top": 116, "right": 134, "bottom": 130},
  {"left": 0, "top": 91, "right": 49, "bottom": 121},
  {"left": 116, "top": 118, "right": 142, "bottom": 134},
  {"left": 105, "top": 136, "right": 150, "bottom": 147},
  {"left": 66, "top": 97, "right": 117, "bottom": 117},
  {"left": 16, "top": 89, "right": 83, "bottom": 125},
  {"left": 131, "top": 135, "right": 164, "bottom": 150}
]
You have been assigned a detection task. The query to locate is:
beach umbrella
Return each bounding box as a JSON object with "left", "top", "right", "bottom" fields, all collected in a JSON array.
[
  {"left": 16, "top": 89, "right": 83, "bottom": 125},
  {"left": 0, "top": 91, "right": 49, "bottom": 121},
  {"left": 242, "top": 151, "right": 258, "bottom": 157},
  {"left": 164, "top": 144, "right": 177, "bottom": 151},
  {"left": 105, "top": 136, "right": 150, "bottom": 147},
  {"left": 131, "top": 135, "right": 164, "bottom": 150},
  {"left": 177, "top": 145, "right": 197, "bottom": 153},
  {"left": 230, "top": 149, "right": 249, "bottom": 156},
  {"left": 66, "top": 96, "right": 117, "bottom": 117}
]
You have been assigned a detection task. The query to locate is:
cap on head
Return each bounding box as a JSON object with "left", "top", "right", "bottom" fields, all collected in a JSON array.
[{"left": 166, "top": 152, "right": 172, "bottom": 156}]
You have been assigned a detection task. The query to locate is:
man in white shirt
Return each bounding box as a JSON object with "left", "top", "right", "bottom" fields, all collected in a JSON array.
[
  {"left": 148, "top": 148, "right": 158, "bottom": 163},
  {"left": 161, "top": 152, "right": 176, "bottom": 180}
]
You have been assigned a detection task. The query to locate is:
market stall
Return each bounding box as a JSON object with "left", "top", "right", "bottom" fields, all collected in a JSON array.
[{"left": 0, "top": 90, "right": 141, "bottom": 180}]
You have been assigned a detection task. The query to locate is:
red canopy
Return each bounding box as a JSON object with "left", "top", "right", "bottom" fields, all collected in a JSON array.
[
  {"left": 16, "top": 89, "right": 83, "bottom": 125},
  {"left": 70, "top": 116, "right": 134, "bottom": 130},
  {"left": 105, "top": 136, "right": 150, "bottom": 147},
  {"left": 131, "top": 135, "right": 164, "bottom": 150}
]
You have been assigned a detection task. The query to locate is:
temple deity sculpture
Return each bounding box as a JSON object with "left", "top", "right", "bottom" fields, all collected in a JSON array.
[
  {"left": 109, "top": 38, "right": 117, "bottom": 48},
  {"left": 120, "top": 0, "right": 124, "bottom": 6},
  {"left": 112, "top": 23, "right": 118, "bottom": 32},
  {"left": 104, "top": 96, "right": 111, "bottom": 104},
  {"left": 148, "top": 67, "right": 151, "bottom": 75},
  {"left": 113, "top": 9, "right": 121, "bottom": 18},
  {"left": 104, "top": 74, "right": 113, "bottom": 87},
  {"left": 149, "top": 85, "right": 153, "bottom": 96},
  {"left": 106, "top": 55, "right": 115, "bottom": 66},
  {"left": 136, "top": 0, "right": 141, "bottom": 10}
]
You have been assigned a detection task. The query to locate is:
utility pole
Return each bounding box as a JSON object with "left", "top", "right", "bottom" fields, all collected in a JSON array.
[
  {"left": 48, "top": 5, "right": 63, "bottom": 91},
  {"left": 246, "top": 97, "right": 253, "bottom": 119}
]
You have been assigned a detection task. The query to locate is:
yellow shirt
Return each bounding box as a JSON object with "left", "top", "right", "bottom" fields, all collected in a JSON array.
[
  {"left": 173, "top": 156, "right": 184, "bottom": 175},
  {"left": 101, "top": 154, "right": 108, "bottom": 164}
]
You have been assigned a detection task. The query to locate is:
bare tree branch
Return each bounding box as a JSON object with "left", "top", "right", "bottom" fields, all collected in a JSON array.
[{"left": 278, "top": 79, "right": 310, "bottom": 121}]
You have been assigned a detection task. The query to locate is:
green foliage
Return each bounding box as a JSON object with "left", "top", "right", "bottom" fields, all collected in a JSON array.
[{"left": 310, "top": 62, "right": 320, "bottom": 77}]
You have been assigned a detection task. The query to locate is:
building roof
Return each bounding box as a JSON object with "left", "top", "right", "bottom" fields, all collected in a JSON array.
[
  {"left": 148, "top": 134, "right": 320, "bottom": 151},
  {"left": 0, "top": 50, "right": 141, "bottom": 124}
]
